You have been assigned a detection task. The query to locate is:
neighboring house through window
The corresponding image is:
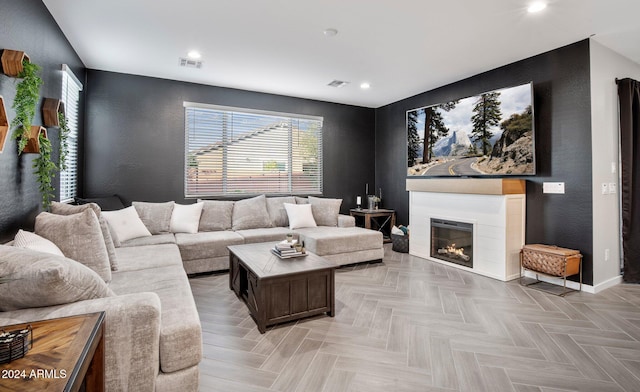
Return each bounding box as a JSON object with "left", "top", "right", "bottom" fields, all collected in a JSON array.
[{"left": 184, "top": 102, "right": 323, "bottom": 197}]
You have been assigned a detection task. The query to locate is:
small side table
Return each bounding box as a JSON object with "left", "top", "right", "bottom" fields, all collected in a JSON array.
[
  {"left": 350, "top": 208, "right": 396, "bottom": 243},
  {"left": 0, "top": 312, "right": 105, "bottom": 392}
]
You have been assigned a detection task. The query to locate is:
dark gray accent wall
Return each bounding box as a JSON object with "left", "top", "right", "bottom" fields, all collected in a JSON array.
[
  {"left": 83, "top": 70, "right": 375, "bottom": 213},
  {"left": 0, "top": 0, "right": 86, "bottom": 243},
  {"left": 375, "top": 40, "right": 594, "bottom": 284}
]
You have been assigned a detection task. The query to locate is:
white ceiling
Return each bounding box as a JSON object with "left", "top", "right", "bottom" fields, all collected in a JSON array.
[{"left": 42, "top": 0, "right": 640, "bottom": 108}]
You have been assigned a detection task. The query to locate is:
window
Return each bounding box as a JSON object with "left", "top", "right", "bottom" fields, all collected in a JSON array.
[
  {"left": 184, "top": 102, "right": 323, "bottom": 197},
  {"left": 59, "top": 64, "right": 82, "bottom": 202}
]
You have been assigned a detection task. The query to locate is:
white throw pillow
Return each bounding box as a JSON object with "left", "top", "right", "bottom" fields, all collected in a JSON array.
[
  {"left": 283, "top": 203, "right": 317, "bottom": 230},
  {"left": 102, "top": 206, "right": 152, "bottom": 242},
  {"left": 170, "top": 202, "right": 204, "bottom": 234},
  {"left": 13, "top": 229, "right": 65, "bottom": 257}
]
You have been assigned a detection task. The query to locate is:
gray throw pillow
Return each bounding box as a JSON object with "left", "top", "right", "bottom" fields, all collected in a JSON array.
[
  {"left": 133, "top": 201, "right": 175, "bottom": 234},
  {"left": 266, "top": 196, "right": 296, "bottom": 227},
  {"left": 51, "top": 201, "right": 119, "bottom": 271},
  {"left": 0, "top": 245, "right": 115, "bottom": 312},
  {"left": 199, "top": 200, "right": 235, "bottom": 231},
  {"left": 295, "top": 196, "right": 309, "bottom": 204},
  {"left": 308, "top": 196, "right": 342, "bottom": 227},
  {"left": 231, "top": 195, "right": 272, "bottom": 230},
  {"left": 35, "top": 209, "right": 112, "bottom": 283}
]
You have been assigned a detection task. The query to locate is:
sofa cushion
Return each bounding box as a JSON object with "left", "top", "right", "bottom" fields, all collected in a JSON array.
[
  {"left": 0, "top": 245, "right": 114, "bottom": 311},
  {"left": 266, "top": 196, "right": 296, "bottom": 227},
  {"left": 284, "top": 203, "right": 317, "bottom": 229},
  {"left": 170, "top": 203, "right": 204, "bottom": 234},
  {"left": 35, "top": 209, "right": 112, "bottom": 283},
  {"left": 133, "top": 201, "right": 175, "bottom": 234},
  {"left": 231, "top": 195, "right": 272, "bottom": 230},
  {"left": 108, "top": 265, "right": 201, "bottom": 373},
  {"left": 103, "top": 206, "right": 152, "bottom": 243},
  {"left": 236, "top": 227, "right": 293, "bottom": 244},
  {"left": 114, "top": 243, "right": 183, "bottom": 272},
  {"left": 308, "top": 196, "right": 342, "bottom": 227},
  {"left": 12, "top": 230, "right": 64, "bottom": 256},
  {"left": 294, "top": 226, "right": 383, "bottom": 256},
  {"left": 120, "top": 233, "right": 176, "bottom": 248},
  {"left": 51, "top": 201, "right": 119, "bottom": 272},
  {"left": 198, "top": 200, "right": 234, "bottom": 232},
  {"left": 175, "top": 231, "right": 244, "bottom": 260}
]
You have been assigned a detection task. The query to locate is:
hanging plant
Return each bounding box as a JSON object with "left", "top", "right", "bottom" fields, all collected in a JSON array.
[
  {"left": 58, "top": 111, "right": 70, "bottom": 170},
  {"left": 10, "top": 59, "right": 43, "bottom": 154},
  {"left": 33, "top": 132, "right": 57, "bottom": 210}
]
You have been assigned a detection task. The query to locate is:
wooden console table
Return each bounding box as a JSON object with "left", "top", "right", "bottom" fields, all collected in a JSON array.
[
  {"left": 0, "top": 312, "right": 105, "bottom": 391},
  {"left": 350, "top": 208, "right": 396, "bottom": 243}
]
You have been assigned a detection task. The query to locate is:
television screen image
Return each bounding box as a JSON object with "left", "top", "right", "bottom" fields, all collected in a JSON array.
[{"left": 407, "top": 82, "right": 535, "bottom": 177}]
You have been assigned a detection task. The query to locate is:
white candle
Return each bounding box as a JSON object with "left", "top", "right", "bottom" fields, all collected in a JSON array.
[{"left": 356, "top": 196, "right": 362, "bottom": 205}]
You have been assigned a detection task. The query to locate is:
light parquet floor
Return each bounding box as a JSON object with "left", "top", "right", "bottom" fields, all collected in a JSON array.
[{"left": 190, "top": 245, "right": 640, "bottom": 392}]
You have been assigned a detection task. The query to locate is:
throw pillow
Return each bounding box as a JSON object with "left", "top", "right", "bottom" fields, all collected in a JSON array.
[
  {"left": 170, "top": 202, "right": 204, "bottom": 234},
  {"left": 198, "top": 200, "right": 235, "bottom": 231},
  {"left": 132, "top": 201, "right": 175, "bottom": 234},
  {"left": 231, "top": 195, "right": 272, "bottom": 230},
  {"left": 34, "top": 209, "right": 112, "bottom": 283},
  {"left": 51, "top": 201, "right": 119, "bottom": 272},
  {"left": 308, "top": 196, "right": 342, "bottom": 227},
  {"left": 102, "top": 206, "right": 152, "bottom": 243},
  {"left": 266, "top": 196, "right": 296, "bottom": 227},
  {"left": 0, "top": 245, "right": 115, "bottom": 312},
  {"left": 295, "top": 196, "right": 309, "bottom": 204},
  {"left": 13, "top": 230, "right": 64, "bottom": 257},
  {"left": 283, "top": 203, "right": 317, "bottom": 230}
]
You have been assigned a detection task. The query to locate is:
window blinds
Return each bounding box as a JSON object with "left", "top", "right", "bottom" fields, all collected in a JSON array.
[
  {"left": 59, "top": 65, "right": 82, "bottom": 203},
  {"left": 184, "top": 102, "right": 323, "bottom": 197}
]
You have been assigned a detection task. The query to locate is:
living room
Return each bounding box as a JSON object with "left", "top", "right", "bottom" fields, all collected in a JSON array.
[{"left": 2, "top": 0, "right": 640, "bottom": 391}]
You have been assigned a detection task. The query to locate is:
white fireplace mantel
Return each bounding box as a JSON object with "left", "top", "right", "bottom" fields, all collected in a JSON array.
[{"left": 408, "top": 179, "right": 526, "bottom": 281}]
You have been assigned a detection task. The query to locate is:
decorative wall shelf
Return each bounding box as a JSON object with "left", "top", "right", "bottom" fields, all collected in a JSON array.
[
  {"left": 43, "top": 98, "right": 65, "bottom": 127},
  {"left": 1, "top": 49, "right": 30, "bottom": 77},
  {"left": 0, "top": 96, "right": 8, "bottom": 153},
  {"left": 23, "top": 126, "right": 47, "bottom": 154}
]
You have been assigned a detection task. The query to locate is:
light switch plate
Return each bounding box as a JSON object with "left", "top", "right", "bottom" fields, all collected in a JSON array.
[{"left": 543, "top": 182, "right": 565, "bottom": 194}]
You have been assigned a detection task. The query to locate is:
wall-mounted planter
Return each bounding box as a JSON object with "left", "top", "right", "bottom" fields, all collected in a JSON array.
[
  {"left": 0, "top": 96, "right": 8, "bottom": 153},
  {"left": 1, "top": 50, "right": 30, "bottom": 77},
  {"left": 43, "top": 98, "right": 65, "bottom": 127},
  {"left": 23, "top": 126, "right": 47, "bottom": 154}
]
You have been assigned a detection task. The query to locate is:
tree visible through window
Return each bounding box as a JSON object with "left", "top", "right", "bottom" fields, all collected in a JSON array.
[{"left": 184, "top": 103, "right": 323, "bottom": 197}]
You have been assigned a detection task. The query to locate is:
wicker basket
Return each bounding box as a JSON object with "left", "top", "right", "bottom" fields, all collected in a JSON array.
[
  {"left": 391, "top": 234, "right": 409, "bottom": 253},
  {"left": 521, "top": 244, "right": 582, "bottom": 277}
]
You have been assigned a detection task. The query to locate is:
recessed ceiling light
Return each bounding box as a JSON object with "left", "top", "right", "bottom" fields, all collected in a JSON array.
[
  {"left": 323, "top": 28, "right": 338, "bottom": 37},
  {"left": 187, "top": 50, "right": 201, "bottom": 59},
  {"left": 527, "top": 2, "right": 547, "bottom": 13},
  {"left": 360, "top": 82, "right": 371, "bottom": 89}
]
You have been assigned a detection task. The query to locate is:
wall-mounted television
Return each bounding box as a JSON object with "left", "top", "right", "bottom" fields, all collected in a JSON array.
[{"left": 407, "top": 82, "right": 535, "bottom": 177}]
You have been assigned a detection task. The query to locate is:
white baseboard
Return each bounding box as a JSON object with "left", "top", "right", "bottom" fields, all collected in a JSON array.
[{"left": 522, "top": 271, "right": 623, "bottom": 294}]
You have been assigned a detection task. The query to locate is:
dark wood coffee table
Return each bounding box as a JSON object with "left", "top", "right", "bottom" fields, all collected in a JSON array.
[{"left": 228, "top": 242, "right": 336, "bottom": 333}]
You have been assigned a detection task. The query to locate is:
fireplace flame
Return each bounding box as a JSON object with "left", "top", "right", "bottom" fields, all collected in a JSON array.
[{"left": 437, "top": 243, "right": 471, "bottom": 262}]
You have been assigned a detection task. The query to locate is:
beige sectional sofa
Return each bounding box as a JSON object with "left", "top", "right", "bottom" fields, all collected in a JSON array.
[
  {"left": 0, "top": 194, "right": 383, "bottom": 391},
  {"left": 119, "top": 195, "right": 384, "bottom": 274}
]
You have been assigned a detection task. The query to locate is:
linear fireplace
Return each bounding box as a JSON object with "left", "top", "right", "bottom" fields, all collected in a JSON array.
[{"left": 430, "top": 218, "right": 473, "bottom": 268}]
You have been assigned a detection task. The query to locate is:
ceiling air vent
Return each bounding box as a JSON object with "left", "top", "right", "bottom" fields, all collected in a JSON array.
[
  {"left": 327, "top": 80, "right": 349, "bottom": 88},
  {"left": 179, "top": 57, "right": 203, "bottom": 69}
]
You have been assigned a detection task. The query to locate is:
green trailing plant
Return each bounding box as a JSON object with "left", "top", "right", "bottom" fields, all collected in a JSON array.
[
  {"left": 58, "top": 111, "right": 70, "bottom": 170},
  {"left": 34, "top": 132, "right": 57, "bottom": 210},
  {"left": 10, "top": 59, "right": 43, "bottom": 154}
]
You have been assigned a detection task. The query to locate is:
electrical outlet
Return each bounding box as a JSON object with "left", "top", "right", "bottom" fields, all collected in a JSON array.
[
  {"left": 609, "top": 183, "right": 617, "bottom": 194},
  {"left": 601, "top": 183, "right": 609, "bottom": 194},
  {"left": 611, "top": 162, "right": 617, "bottom": 174}
]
